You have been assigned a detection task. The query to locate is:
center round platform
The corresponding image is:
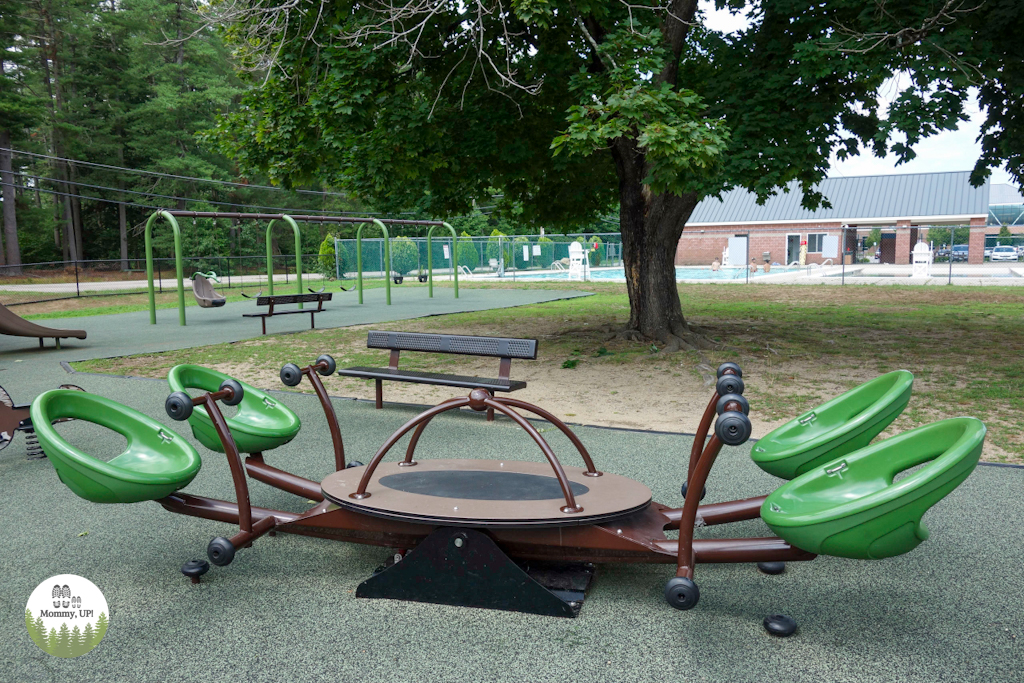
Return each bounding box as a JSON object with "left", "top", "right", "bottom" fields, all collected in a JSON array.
[{"left": 321, "top": 459, "right": 652, "bottom": 528}]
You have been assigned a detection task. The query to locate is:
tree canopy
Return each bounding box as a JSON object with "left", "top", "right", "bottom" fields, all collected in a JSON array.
[{"left": 212, "top": 0, "right": 1023, "bottom": 348}]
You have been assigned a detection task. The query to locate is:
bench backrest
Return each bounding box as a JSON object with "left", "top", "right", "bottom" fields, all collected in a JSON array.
[
  {"left": 255, "top": 293, "right": 332, "bottom": 306},
  {"left": 367, "top": 331, "right": 538, "bottom": 359}
]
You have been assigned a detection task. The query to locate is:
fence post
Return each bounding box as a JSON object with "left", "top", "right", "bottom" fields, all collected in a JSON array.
[{"left": 75, "top": 260, "right": 80, "bottom": 298}]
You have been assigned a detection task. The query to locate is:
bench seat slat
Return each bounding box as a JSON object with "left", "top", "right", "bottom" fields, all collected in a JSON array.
[
  {"left": 243, "top": 310, "right": 316, "bottom": 318},
  {"left": 339, "top": 367, "right": 526, "bottom": 392},
  {"left": 365, "top": 330, "right": 536, "bottom": 360},
  {"left": 256, "top": 293, "right": 332, "bottom": 306}
]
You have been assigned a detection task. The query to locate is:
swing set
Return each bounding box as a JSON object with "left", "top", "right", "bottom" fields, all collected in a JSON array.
[{"left": 145, "top": 211, "right": 460, "bottom": 326}]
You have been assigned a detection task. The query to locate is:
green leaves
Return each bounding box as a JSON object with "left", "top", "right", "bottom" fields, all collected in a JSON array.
[{"left": 552, "top": 82, "right": 729, "bottom": 195}]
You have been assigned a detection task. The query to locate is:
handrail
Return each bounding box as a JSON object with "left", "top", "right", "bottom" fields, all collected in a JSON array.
[
  {"left": 401, "top": 395, "right": 602, "bottom": 477},
  {"left": 350, "top": 391, "right": 590, "bottom": 514},
  {"left": 266, "top": 216, "right": 304, "bottom": 306},
  {"left": 426, "top": 223, "right": 459, "bottom": 299},
  {"left": 356, "top": 219, "right": 391, "bottom": 305},
  {"left": 145, "top": 211, "right": 186, "bottom": 326}
]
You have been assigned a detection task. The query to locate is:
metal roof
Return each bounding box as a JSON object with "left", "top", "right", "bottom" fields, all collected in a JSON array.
[
  {"left": 990, "top": 183, "right": 1024, "bottom": 205},
  {"left": 689, "top": 171, "right": 990, "bottom": 224}
]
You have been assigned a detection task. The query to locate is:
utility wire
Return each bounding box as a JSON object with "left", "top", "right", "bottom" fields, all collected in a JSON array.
[
  {"left": 2, "top": 147, "right": 350, "bottom": 198},
  {"left": 10, "top": 170, "right": 374, "bottom": 216}
]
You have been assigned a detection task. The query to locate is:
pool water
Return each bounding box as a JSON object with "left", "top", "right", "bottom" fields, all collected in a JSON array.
[{"left": 516, "top": 266, "right": 787, "bottom": 281}]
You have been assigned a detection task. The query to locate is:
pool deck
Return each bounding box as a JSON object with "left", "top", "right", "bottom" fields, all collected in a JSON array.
[{"left": 470, "top": 263, "right": 1024, "bottom": 286}]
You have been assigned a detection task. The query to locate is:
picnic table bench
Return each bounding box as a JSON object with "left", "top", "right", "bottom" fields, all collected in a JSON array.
[
  {"left": 338, "top": 331, "right": 537, "bottom": 420},
  {"left": 243, "top": 292, "right": 332, "bottom": 335}
]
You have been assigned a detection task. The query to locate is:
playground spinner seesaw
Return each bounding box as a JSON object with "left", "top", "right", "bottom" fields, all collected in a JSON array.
[{"left": 30, "top": 358, "right": 985, "bottom": 626}]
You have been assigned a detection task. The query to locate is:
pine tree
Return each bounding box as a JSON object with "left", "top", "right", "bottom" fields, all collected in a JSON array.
[
  {"left": 25, "top": 609, "right": 44, "bottom": 649},
  {"left": 82, "top": 622, "right": 94, "bottom": 653},
  {"left": 46, "top": 627, "right": 58, "bottom": 656},
  {"left": 94, "top": 612, "right": 108, "bottom": 644},
  {"left": 55, "top": 622, "right": 72, "bottom": 658},
  {"left": 69, "top": 625, "right": 84, "bottom": 657}
]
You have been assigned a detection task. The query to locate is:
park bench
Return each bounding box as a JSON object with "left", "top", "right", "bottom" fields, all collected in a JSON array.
[
  {"left": 243, "top": 292, "right": 332, "bottom": 335},
  {"left": 338, "top": 331, "right": 538, "bottom": 420}
]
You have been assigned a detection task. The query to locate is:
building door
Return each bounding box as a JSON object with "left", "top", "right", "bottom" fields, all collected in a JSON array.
[
  {"left": 880, "top": 233, "right": 896, "bottom": 264},
  {"left": 786, "top": 234, "right": 800, "bottom": 265}
]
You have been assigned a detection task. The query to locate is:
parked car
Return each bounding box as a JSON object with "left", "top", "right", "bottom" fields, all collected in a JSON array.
[
  {"left": 984, "top": 247, "right": 994, "bottom": 259},
  {"left": 990, "top": 245, "right": 1019, "bottom": 262},
  {"left": 951, "top": 245, "right": 970, "bottom": 262},
  {"left": 936, "top": 247, "right": 951, "bottom": 259}
]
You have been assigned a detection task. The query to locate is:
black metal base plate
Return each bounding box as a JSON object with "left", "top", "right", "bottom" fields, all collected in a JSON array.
[{"left": 356, "top": 527, "right": 595, "bottom": 618}]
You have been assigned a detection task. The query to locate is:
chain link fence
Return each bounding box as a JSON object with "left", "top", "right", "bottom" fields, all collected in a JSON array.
[
  {"left": 0, "top": 254, "right": 325, "bottom": 306},
  {"left": 333, "top": 233, "right": 623, "bottom": 280}
]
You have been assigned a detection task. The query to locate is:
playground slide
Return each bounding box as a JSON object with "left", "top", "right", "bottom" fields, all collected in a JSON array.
[{"left": 0, "top": 302, "right": 86, "bottom": 348}]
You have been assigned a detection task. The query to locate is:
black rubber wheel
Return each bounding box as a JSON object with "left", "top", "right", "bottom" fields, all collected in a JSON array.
[
  {"left": 207, "top": 537, "right": 236, "bottom": 566},
  {"left": 763, "top": 614, "right": 797, "bottom": 637},
  {"left": 757, "top": 561, "right": 786, "bottom": 575},
  {"left": 219, "top": 379, "right": 244, "bottom": 406},
  {"left": 165, "top": 392, "right": 194, "bottom": 421},
  {"left": 316, "top": 354, "right": 336, "bottom": 376},
  {"left": 664, "top": 577, "right": 700, "bottom": 611},
  {"left": 716, "top": 393, "right": 749, "bottom": 416},
  {"left": 181, "top": 559, "right": 210, "bottom": 579},
  {"left": 716, "top": 362, "right": 742, "bottom": 379},
  {"left": 680, "top": 481, "right": 707, "bottom": 501},
  {"left": 345, "top": 460, "right": 365, "bottom": 468},
  {"left": 716, "top": 374, "right": 744, "bottom": 396},
  {"left": 715, "top": 412, "right": 752, "bottom": 446},
  {"left": 280, "top": 363, "right": 303, "bottom": 387}
]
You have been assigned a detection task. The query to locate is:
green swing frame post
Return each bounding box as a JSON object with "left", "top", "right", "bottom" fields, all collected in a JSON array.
[
  {"left": 426, "top": 222, "right": 459, "bottom": 299},
  {"left": 356, "top": 219, "right": 391, "bottom": 305},
  {"left": 145, "top": 210, "right": 187, "bottom": 326},
  {"left": 266, "top": 215, "right": 304, "bottom": 307}
]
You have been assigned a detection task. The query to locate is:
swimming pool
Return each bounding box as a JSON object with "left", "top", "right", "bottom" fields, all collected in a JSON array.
[{"left": 515, "top": 266, "right": 789, "bottom": 281}]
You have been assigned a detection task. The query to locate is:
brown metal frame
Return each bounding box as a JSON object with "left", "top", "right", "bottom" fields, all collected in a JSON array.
[{"left": 154, "top": 368, "right": 816, "bottom": 604}]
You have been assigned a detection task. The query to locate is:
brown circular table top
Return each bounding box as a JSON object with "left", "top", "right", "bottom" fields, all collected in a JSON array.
[{"left": 321, "top": 459, "right": 652, "bottom": 528}]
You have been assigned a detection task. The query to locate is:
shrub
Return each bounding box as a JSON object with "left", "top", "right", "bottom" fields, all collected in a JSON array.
[
  {"left": 486, "top": 229, "right": 512, "bottom": 267},
  {"left": 513, "top": 236, "right": 531, "bottom": 269},
  {"left": 456, "top": 231, "right": 480, "bottom": 272},
  {"left": 536, "top": 236, "right": 555, "bottom": 268},
  {"left": 317, "top": 234, "right": 336, "bottom": 278},
  {"left": 390, "top": 237, "right": 419, "bottom": 276}
]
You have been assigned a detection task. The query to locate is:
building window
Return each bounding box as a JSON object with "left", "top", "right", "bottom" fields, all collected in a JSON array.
[{"left": 807, "top": 233, "right": 827, "bottom": 253}]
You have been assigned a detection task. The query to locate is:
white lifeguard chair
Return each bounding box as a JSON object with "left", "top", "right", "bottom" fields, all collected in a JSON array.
[
  {"left": 721, "top": 246, "right": 730, "bottom": 267},
  {"left": 912, "top": 241, "right": 932, "bottom": 278},
  {"left": 567, "top": 241, "right": 590, "bottom": 281}
]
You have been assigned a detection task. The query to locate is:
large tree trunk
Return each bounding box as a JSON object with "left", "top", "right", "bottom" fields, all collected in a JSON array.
[
  {"left": 611, "top": 138, "right": 708, "bottom": 352},
  {"left": 0, "top": 130, "right": 15, "bottom": 271}
]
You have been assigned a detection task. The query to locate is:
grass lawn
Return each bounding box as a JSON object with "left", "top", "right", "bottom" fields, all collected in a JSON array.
[{"left": 72, "top": 281, "right": 1024, "bottom": 463}]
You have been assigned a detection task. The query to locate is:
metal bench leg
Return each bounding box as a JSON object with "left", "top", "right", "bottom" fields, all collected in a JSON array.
[
  {"left": 55, "top": 338, "right": 61, "bottom": 350},
  {"left": 261, "top": 318, "right": 266, "bottom": 336},
  {"left": 487, "top": 390, "right": 495, "bottom": 421},
  {"left": 375, "top": 379, "right": 383, "bottom": 409},
  {"left": 310, "top": 312, "right": 315, "bottom": 330}
]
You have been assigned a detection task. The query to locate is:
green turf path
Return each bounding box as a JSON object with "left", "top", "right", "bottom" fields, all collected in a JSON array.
[{"left": 0, "top": 287, "right": 590, "bottom": 385}]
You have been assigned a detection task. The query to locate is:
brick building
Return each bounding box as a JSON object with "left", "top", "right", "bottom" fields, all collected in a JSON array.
[{"left": 676, "top": 171, "right": 992, "bottom": 266}]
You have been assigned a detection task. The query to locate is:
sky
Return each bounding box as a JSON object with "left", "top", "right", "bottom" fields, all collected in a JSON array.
[{"left": 698, "top": 1, "right": 1014, "bottom": 185}]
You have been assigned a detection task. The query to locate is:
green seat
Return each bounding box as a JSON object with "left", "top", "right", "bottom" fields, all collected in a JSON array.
[
  {"left": 167, "top": 365, "right": 300, "bottom": 454},
  {"left": 750, "top": 370, "right": 914, "bottom": 480},
  {"left": 30, "top": 390, "right": 201, "bottom": 504},
  {"left": 761, "top": 417, "right": 985, "bottom": 559}
]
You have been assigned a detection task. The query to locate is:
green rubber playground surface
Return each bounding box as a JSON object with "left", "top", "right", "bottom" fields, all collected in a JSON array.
[
  {"left": 0, "top": 369, "right": 1021, "bottom": 682},
  {"left": 0, "top": 288, "right": 1021, "bottom": 682}
]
